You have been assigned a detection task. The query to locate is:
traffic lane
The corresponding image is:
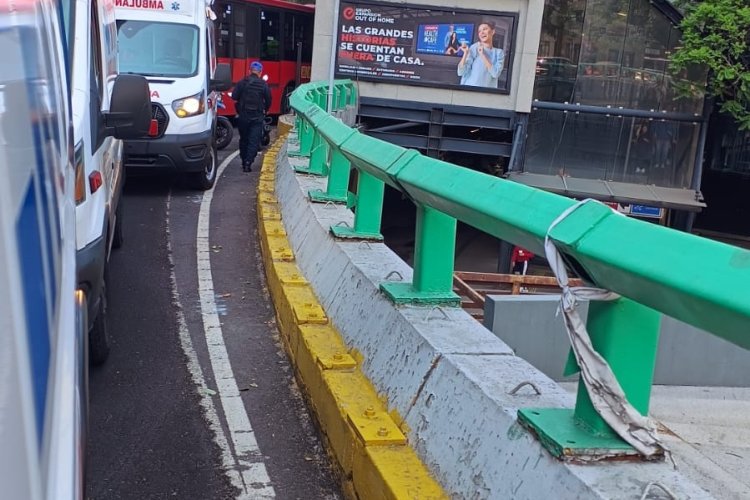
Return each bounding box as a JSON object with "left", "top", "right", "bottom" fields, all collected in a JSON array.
[
  {"left": 169, "top": 137, "right": 342, "bottom": 499},
  {"left": 86, "top": 175, "right": 237, "bottom": 499}
]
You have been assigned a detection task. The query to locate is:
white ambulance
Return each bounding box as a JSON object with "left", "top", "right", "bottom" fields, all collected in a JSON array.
[
  {"left": 1, "top": 0, "right": 149, "bottom": 497},
  {"left": 114, "top": 0, "right": 231, "bottom": 190},
  {"left": 0, "top": 1, "right": 83, "bottom": 497},
  {"left": 68, "top": 0, "right": 151, "bottom": 365}
]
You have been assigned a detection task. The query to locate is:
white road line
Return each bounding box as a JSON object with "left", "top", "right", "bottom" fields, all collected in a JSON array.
[
  {"left": 198, "top": 151, "right": 275, "bottom": 498},
  {"left": 168, "top": 150, "right": 276, "bottom": 499},
  {"left": 166, "top": 193, "right": 246, "bottom": 492}
]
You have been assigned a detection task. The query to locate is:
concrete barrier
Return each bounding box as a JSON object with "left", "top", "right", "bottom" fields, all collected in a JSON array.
[
  {"left": 484, "top": 295, "right": 750, "bottom": 387},
  {"left": 265, "top": 131, "right": 718, "bottom": 499}
]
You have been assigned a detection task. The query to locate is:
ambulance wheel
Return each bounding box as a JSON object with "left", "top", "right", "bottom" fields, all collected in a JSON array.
[
  {"left": 112, "top": 201, "right": 124, "bottom": 249},
  {"left": 193, "top": 144, "right": 217, "bottom": 190},
  {"left": 215, "top": 117, "right": 233, "bottom": 150},
  {"left": 89, "top": 285, "right": 110, "bottom": 366}
]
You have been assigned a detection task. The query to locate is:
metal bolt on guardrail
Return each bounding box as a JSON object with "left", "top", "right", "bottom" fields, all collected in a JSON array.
[{"left": 288, "top": 79, "right": 750, "bottom": 462}]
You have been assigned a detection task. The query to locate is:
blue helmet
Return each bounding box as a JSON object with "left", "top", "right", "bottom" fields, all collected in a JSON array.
[{"left": 250, "top": 61, "right": 263, "bottom": 73}]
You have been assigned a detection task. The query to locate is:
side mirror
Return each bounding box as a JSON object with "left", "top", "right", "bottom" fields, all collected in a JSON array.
[
  {"left": 104, "top": 74, "right": 151, "bottom": 140},
  {"left": 210, "top": 63, "right": 232, "bottom": 92}
]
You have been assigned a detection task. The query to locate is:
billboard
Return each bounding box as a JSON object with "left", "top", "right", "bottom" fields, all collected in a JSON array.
[{"left": 335, "top": 1, "right": 518, "bottom": 94}]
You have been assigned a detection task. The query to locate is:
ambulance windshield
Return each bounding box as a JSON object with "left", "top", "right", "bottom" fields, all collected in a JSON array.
[{"left": 117, "top": 20, "right": 199, "bottom": 77}]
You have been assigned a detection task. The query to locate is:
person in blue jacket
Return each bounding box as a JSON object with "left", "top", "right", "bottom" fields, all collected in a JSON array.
[{"left": 457, "top": 21, "right": 504, "bottom": 88}]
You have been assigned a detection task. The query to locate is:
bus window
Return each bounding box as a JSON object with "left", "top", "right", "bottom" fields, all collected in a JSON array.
[
  {"left": 296, "top": 14, "right": 313, "bottom": 62},
  {"left": 217, "top": 4, "right": 230, "bottom": 59},
  {"left": 232, "top": 4, "right": 246, "bottom": 61},
  {"left": 283, "top": 13, "right": 312, "bottom": 64},
  {"left": 260, "top": 10, "right": 279, "bottom": 61}
]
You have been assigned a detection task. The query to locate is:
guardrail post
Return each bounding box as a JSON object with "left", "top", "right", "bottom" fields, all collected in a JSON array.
[
  {"left": 309, "top": 143, "right": 353, "bottom": 204},
  {"left": 289, "top": 118, "right": 314, "bottom": 157},
  {"left": 294, "top": 131, "right": 328, "bottom": 176},
  {"left": 380, "top": 205, "right": 460, "bottom": 306},
  {"left": 330, "top": 169, "right": 384, "bottom": 240},
  {"left": 336, "top": 83, "right": 347, "bottom": 109},
  {"left": 518, "top": 298, "right": 661, "bottom": 461}
]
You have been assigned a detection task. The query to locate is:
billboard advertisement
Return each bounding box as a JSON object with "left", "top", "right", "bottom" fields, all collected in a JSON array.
[{"left": 335, "top": 1, "right": 518, "bottom": 94}]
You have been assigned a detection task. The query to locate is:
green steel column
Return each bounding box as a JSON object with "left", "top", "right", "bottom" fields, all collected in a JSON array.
[
  {"left": 309, "top": 147, "right": 351, "bottom": 203},
  {"left": 573, "top": 299, "right": 661, "bottom": 435},
  {"left": 331, "top": 169, "right": 384, "bottom": 240},
  {"left": 380, "top": 205, "right": 460, "bottom": 306},
  {"left": 294, "top": 131, "right": 328, "bottom": 176},
  {"left": 517, "top": 297, "right": 662, "bottom": 460},
  {"left": 289, "top": 119, "right": 314, "bottom": 157},
  {"left": 336, "top": 83, "right": 347, "bottom": 109}
]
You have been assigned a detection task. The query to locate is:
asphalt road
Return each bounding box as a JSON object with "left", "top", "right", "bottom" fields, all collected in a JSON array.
[{"left": 86, "top": 133, "right": 341, "bottom": 500}]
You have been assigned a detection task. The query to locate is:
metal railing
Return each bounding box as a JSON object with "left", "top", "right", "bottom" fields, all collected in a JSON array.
[{"left": 288, "top": 79, "right": 750, "bottom": 461}]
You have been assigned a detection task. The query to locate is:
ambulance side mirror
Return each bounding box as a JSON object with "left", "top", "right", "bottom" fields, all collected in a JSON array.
[
  {"left": 104, "top": 74, "right": 151, "bottom": 140},
  {"left": 210, "top": 63, "right": 231, "bottom": 92}
]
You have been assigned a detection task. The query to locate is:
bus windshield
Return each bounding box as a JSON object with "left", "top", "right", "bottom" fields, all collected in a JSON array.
[{"left": 117, "top": 20, "right": 199, "bottom": 77}]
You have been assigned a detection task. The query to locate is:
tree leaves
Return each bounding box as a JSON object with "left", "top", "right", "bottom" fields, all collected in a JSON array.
[{"left": 670, "top": 0, "right": 750, "bottom": 129}]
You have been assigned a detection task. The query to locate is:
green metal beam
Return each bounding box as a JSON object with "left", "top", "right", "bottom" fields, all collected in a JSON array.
[{"left": 290, "top": 80, "right": 750, "bottom": 350}]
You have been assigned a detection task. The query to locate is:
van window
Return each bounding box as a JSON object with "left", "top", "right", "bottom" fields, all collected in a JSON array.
[{"left": 117, "top": 20, "right": 199, "bottom": 78}]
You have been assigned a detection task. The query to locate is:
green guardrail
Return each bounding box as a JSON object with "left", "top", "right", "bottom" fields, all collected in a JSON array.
[{"left": 287, "top": 80, "right": 750, "bottom": 461}]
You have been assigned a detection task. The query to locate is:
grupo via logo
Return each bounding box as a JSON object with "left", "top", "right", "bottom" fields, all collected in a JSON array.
[{"left": 342, "top": 7, "right": 355, "bottom": 20}]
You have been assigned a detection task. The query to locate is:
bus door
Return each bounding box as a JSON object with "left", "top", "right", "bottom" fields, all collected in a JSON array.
[{"left": 259, "top": 8, "right": 281, "bottom": 114}]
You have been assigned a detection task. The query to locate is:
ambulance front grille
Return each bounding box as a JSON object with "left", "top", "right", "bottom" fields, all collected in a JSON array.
[{"left": 151, "top": 103, "right": 168, "bottom": 138}]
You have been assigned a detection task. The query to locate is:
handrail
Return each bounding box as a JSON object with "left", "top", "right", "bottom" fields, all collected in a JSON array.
[{"left": 287, "top": 79, "right": 750, "bottom": 461}]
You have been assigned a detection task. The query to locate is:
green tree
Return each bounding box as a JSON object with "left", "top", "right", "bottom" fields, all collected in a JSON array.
[{"left": 671, "top": 0, "right": 750, "bottom": 128}]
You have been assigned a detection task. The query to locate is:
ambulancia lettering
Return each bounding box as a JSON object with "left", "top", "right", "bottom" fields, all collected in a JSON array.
[{"left": 115, "top": 0, "right": 165, "bottom": 9}]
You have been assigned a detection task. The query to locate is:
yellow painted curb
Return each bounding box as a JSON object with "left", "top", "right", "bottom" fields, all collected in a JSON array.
[{"left": 256, "top": 131, "right": 448, "bottom": 500}]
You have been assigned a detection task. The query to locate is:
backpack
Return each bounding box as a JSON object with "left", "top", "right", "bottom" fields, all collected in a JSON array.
[{"left": 239, "top": 76, "right": 265, "bottom": 119}]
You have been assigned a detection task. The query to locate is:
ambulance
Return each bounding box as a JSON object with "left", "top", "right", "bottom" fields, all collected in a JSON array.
[
  {"left": 1, "top": 0, "right": 148, "bottom": 497},
  {"left": 68, "top": 0, "right": 151, "bottom": 366},
  {"left": 114, "top": 0, "right": 231, "bottom": 190},
  {"left": 0, "top": 1, "right": 83, "bottom": 496}
]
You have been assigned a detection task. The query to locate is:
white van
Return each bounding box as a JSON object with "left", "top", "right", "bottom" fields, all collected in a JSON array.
[
  {"left": 67, "top": 0, "right": 151, "bottom": 364},
  {"left": 0, "top": 2, "right": 82, "bottom": 498},
  {"left": 1, "top": 1, "right": 147, "bottom": 497},
  {"left": 114, "top": 0, "right": 231, "bottom": 190}
]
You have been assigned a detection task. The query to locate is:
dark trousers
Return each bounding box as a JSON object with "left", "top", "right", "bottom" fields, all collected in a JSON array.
[{"left": 238, "top": 117, "right": 264, "bottom": 167}]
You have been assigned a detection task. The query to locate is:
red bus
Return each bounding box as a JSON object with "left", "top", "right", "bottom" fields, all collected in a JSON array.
[{"left": 214, "top": 0, "right": 314, "bottom": 117}]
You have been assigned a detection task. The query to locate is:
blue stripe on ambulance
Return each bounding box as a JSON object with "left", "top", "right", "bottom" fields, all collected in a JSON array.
[{"left": 14, "top": 25, "right": 58, "bottom": 444}]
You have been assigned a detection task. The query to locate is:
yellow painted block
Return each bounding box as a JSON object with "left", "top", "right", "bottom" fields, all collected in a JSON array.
[
  {"left": 258, "top": 180, "right": 275, "bottom": 193},
  {"left": 283, "top": 287, "right": 327, "bottom": 324},
  {"left": 353, "top": 447, "right": 449, "bottom": 500},
  {"left": 259, "top": 203, "right": 281, "bottom": 220},
  {"left": 262, "top": 220, "right": 287, "bottom": 237},
  {"left": 269, "top": 244, "right": 294, "bottom": 262},
  {"left": 258, "top": 192, "right": 277, "bottom": 205},
  {"left": 318, "top": 370, "right": 386, "bottom": 474},
  {"left": 259, "top": 172, "right": 275, "bottom": 181},
  {"left": 274, "top": 262, "right": 307, "bottom": 286},
  {"left": 347, "top": 410, "right": 406, "bottom": 446},
  {"left": 298, "top": 324, "right": 356, "bottom": 370}
]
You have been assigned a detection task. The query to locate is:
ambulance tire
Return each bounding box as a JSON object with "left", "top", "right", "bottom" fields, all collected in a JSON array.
[
  {"left": 112, "top": 201, "right": 124, "bottom": 249},
  {"left": 215, "top": 116, "right": 233, "bottom": 150},
  {"left": 192, "top": 143, "right": 217, "bottom": 190},
  {"left": 89, "top": 284, "right": 110, "bottom": 366}
]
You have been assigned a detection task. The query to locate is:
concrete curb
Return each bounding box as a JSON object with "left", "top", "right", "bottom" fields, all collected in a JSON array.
[
  {"left": 257, "top": 129, "right": 448, "bottom": 499},
  {"left": 264, "top": 128, "right": 717, "bottom": 499}
]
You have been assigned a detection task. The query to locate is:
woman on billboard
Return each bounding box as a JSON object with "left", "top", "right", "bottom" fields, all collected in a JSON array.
[{"left": 457, "top": 21, "right": 504, "bottom": 88}]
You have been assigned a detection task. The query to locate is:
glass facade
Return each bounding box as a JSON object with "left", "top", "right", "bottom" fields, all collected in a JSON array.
[{"left": 525, "top": 0, "right": 707, "bottom": 190}]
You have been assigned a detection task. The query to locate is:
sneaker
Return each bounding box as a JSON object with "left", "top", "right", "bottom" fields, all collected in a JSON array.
[{"left": 242, "top": 161, "right": 252, "bottom": 172}]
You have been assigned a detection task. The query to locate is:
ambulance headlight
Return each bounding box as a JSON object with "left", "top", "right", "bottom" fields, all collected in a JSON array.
[{"left": 172, "top": 91, "right": 205, "bottom": 118}]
